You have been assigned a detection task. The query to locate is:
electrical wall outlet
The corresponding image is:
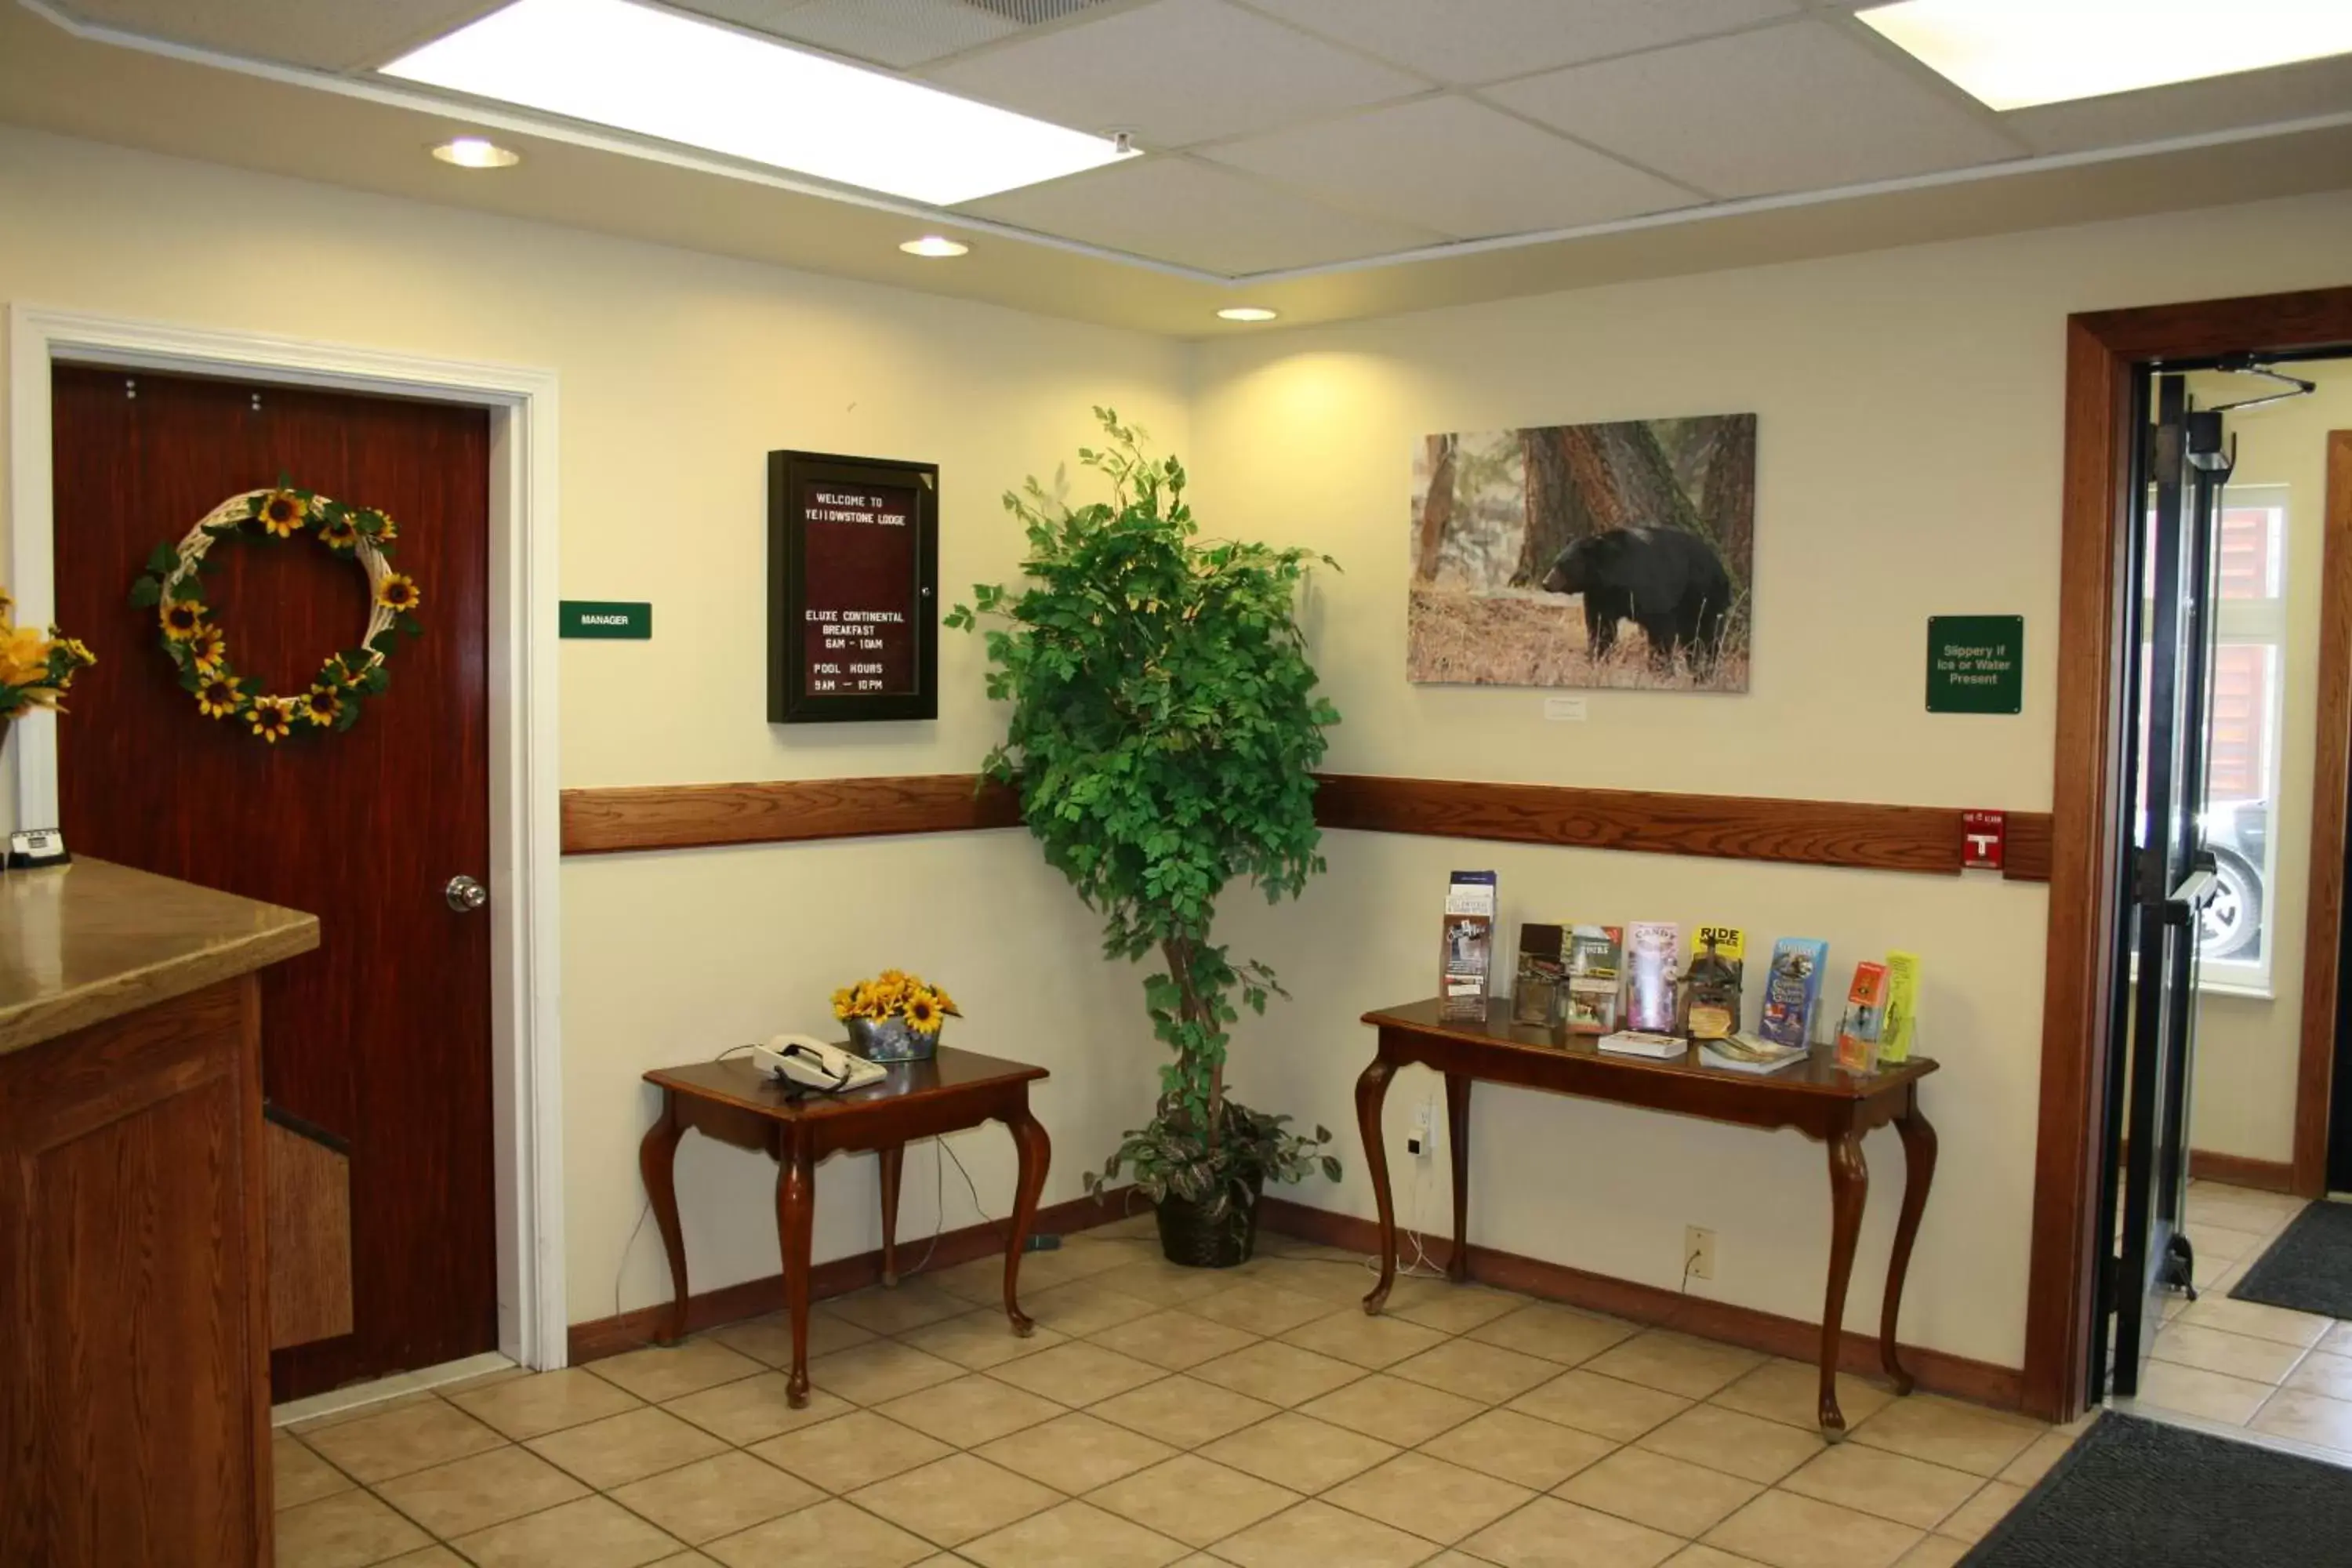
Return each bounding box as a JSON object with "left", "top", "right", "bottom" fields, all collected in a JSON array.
[
  {"left": 1407, "top": 1101, "right": 1434, "bottom": 1158},
  {"left": 1684, "top": 1225, "right": 1716, "bottom": 1282}
]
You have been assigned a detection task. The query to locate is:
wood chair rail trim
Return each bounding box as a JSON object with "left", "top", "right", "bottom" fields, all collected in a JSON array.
[{"left": 562, "top": 772, "right": 2053, "bottom": 880}]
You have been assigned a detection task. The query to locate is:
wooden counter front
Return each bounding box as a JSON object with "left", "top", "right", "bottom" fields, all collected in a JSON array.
[{"left": 0, "top": 860, "right": 318, "bottom": 1566}]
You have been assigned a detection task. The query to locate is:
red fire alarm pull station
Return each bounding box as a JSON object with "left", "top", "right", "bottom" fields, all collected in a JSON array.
[{"left": 1961, "top": 810, "right": 2007, "bottom": 872}]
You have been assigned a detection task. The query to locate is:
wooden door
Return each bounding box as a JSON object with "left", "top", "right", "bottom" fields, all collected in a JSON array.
[{"left": 51, "top": 365, "right": 496, "bottom": 1400}]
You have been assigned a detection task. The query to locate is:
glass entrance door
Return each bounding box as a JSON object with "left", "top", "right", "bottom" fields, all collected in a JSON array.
[{"left": 2096, "top": 371, "right": 2228, "bottom": 1399}]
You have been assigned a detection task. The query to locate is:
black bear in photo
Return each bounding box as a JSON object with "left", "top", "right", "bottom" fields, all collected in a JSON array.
[{"left": 1540, "top": 527, "right": 1732, "bottom": 675}]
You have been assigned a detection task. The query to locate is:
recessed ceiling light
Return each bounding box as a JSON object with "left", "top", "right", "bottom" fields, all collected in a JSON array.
[
  {"left": 430, "top": 136, "right": 519, "bottom": 169},
  {"left": 1859, "top": 0, "right": 2352, "bottom": 111},
  {"left": 1217, "top": 307, "right": 1279, "bottom": 323},
  {"left": 383, "top": 0, "right": 1135, "bottom": 205},
  {"left": 899, "top": 236, "right": 971, "bottom": 258}
]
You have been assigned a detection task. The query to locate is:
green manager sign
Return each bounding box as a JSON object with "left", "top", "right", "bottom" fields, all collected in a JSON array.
[
  {"left": 560, "top": 601, "right": 652, "bottom": 640},
  {"left": 1927, "top": 615, "right": 2022, "bottom": 714}
]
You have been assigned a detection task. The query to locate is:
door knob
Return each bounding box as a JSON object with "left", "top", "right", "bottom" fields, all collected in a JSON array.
[{"left": 445, "top": 874, "right": 489, "bottom": 913}]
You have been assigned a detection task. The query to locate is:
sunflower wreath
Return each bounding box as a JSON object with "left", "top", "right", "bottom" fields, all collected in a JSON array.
[{"left": 126, "top": 485, "right": 423, "bottom": 744}]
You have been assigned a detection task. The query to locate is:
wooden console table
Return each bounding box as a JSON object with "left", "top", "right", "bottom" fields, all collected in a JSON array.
[
  {"left": 1357, "top": 998, "right": 1938, "bottom": 1436},
  {"left": 639, "top": 1045, "right": 1050, "bottom": 1406}
]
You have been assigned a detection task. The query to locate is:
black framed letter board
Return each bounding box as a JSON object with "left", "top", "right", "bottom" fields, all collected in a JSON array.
[{"left": 768, "top": 450, "right": 939, "bottom": 724}]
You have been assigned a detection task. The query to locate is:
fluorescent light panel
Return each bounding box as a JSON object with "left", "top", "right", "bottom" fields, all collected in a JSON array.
[
  {"left": 382, "top": 0, "right": 1133, "bottom": 205},
  {"left": 1859, "top": 0, "right": 2352, "bottom": 111}
]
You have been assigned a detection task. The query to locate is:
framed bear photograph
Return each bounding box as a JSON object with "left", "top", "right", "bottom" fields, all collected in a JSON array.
[{"left": 1406, "top": 413, "right": 1755, "bottom": 693}]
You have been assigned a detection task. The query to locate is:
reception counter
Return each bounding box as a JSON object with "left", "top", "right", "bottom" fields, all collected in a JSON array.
[{"left": 0, "top": 858, "right": 317, "bottom": 1566}]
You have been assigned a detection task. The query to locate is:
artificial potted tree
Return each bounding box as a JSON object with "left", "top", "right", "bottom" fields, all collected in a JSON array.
[{"left": 949, "top": 409, "right": 1342, "bottom": 1267}]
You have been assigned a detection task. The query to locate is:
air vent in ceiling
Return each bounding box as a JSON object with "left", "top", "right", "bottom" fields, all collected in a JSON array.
[{"left": 960, "top": 0, "right": 1121, "bottom": 23}]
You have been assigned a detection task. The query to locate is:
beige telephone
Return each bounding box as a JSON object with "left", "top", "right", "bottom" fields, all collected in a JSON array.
[{"left": 751, "top": 1033, "right": 887, "bottom": 1094}]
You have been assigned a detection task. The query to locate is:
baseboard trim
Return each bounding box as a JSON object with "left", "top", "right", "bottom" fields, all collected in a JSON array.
[
  {"left": 2188, "top": 1150, "right": 2299, "bottom": 1194},
  {"left": 567, "top": 1192, "right": 1123, "bottom": 1365},
  {"left": 1257, "top": 1196, "right": 2024, "bottom": 1412}
]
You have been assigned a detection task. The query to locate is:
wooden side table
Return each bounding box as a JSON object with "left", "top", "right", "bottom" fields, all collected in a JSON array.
[
  {"left": 1358, "top": 998, "right": 1939, "bottom": 1436},
  {"left": 637, "top": 1044, "right": 1051, "bottom": 1406}
]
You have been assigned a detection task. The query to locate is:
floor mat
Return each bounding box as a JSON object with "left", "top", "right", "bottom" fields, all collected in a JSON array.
[
  {"left": 2229, "top": 1198, "right": 2347, "bottom": 1318},
  {"left": 1965, "top": 1412, "right": 2352, "bottom": 1566}
]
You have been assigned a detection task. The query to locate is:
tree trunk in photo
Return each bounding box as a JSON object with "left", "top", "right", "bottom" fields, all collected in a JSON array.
[
  {"left": 1599, "top": 421, "right": 1702, "bottom": 535},
  {"left": 1558, "top": 423, "right": 1637, "bottom": 533},
  {"left": 1701, "top": 413, "right": 1757, "bottom": 589},
  {"left": 1416, "top": 434, "right": 1457, "bottom": 582},
  {"left": 1663, "top": 418, "right": 1720, "bottom": 501},
  {"left": 1516, "top": 426, "right": 1597, "bottom": 583}
]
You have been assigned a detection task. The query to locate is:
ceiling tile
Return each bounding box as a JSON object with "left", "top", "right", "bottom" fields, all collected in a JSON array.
[
  {"left": 1203, "top": 95, "right": 1696, "bottom": 239},
  {"left": 54, "top": 0, "right": 506, "bottom": 71},
  {"left": 961, "top": 155, "right": 1448, "bottom": 273},
  {"left": 666, "top": 0, "right": 819, "bottom": 34},
  {"left": 1485, "top": 18, "right": 2024, "bottom": 198},
  {"left": 2002, "top": 53, "right": 2352, "bottom": 156},
  {"left": 1240, "top": 0, "right": 1801, "bottom": 86},
  {"left": 924, "top": 0, "right": 1425, "bottom": 148},
  {"left": 681, "top": 0, "right": 1021, "bottom": 69}
]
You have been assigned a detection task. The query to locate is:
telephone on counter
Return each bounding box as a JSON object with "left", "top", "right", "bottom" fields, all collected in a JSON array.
[{"left": 751, "top": 1033, "right": 888, "bottom": 1094}]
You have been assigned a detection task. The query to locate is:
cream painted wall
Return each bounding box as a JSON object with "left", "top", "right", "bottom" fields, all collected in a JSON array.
[
  {"left": 11, "top": 118, "right": 2352, "bottom": 1372},
  {"left": 0, "top": 125, "right": 1190, "bottom": 1331},
  {"left": 2186, "top": 364, "right": 2352, "bottom": 1163},
  {"left": 1192, "top": 191, "right": 2352, "bottom": 1369}
]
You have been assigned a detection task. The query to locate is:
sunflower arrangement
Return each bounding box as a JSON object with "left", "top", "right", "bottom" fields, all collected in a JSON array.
[
  {"left": 127, "top": 483, "right": 423, "bottom": 746},
  {"left": 831, "top": 969, "right": 960, "bottom": 1034},
  {"left": 0, "top": 590, "right": 96, "bottom": 720}
]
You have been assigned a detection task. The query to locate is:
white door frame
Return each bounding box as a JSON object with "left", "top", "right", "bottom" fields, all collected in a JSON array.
[{"left": 5, "top": 303, "right": 568, "bottom": 1370}]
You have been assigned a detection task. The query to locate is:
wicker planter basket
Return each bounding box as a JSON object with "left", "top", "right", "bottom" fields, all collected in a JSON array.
[{"left": 1155, "top": 1171, "right": 1264, "bottom": 1269}]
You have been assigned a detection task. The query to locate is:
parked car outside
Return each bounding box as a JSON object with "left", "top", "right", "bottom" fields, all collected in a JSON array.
[{"left": 2200, "top": 797, "right": 2267, "bottom": 965}]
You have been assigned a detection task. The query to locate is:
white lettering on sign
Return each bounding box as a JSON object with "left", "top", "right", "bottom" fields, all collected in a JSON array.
[
  {"left": 579, "top": 614, "right": 630, "bottom": 625},
  {"left": 804, "top": 490, "right": 912, "bottom": 526},
  {"left": 1960, "top": 809, "right": 2007, "bottom": 871},
  {"left": 1933, "top": 640, "right": 2015, "bottom": 686}
]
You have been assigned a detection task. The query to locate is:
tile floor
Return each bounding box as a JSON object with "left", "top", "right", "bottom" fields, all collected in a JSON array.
[
  {"left": 274, "top": 1213, "right": 2096, "bottom": 1568},
  {"left": 2129, "top": 1178, "right": 2352, "bottom": 1459}
]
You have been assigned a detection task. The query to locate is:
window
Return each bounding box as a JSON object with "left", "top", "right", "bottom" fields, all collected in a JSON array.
[{"left": 2201, "top": 488, "right": 2288, "bottom": 993}]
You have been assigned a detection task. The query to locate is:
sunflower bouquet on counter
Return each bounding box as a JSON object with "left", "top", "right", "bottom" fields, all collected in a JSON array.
[
  {"left": 0, "top": 591, "right": 96, "bottom": 723},
  {"left": 831, "top": 969, "right": 961, "bottom": 1062}
]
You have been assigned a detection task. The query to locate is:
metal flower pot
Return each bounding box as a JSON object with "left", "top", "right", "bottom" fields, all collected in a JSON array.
[{"left": 845, "top": 1015, "right": 938, "bottom": 1063}]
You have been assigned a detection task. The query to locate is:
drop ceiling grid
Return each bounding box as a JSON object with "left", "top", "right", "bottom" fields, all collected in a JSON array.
[
  {"left": 1485, "top": 17, "right": 2031, "bottom": 200},
  {"left": 959, "top": 151, "right": 1450, "bottom": 273},
  {"left": 913, "top": 0, "right": 2026, "bottom": 260},
  {"left": 33, "top": 0, "right": 2352, "bottom": 292},
  {"left": 1225, "top": 0, "right": 1808, "bottom": 88},
  {"left": 1196, "top": 96, "right": 1704, "bottom": 242},
  {"left": 920, "top": 0, "right": 1430, "bottom": 150},
  {"left": 923, "top": 0, "right": 2051, "bottom": 258}
]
